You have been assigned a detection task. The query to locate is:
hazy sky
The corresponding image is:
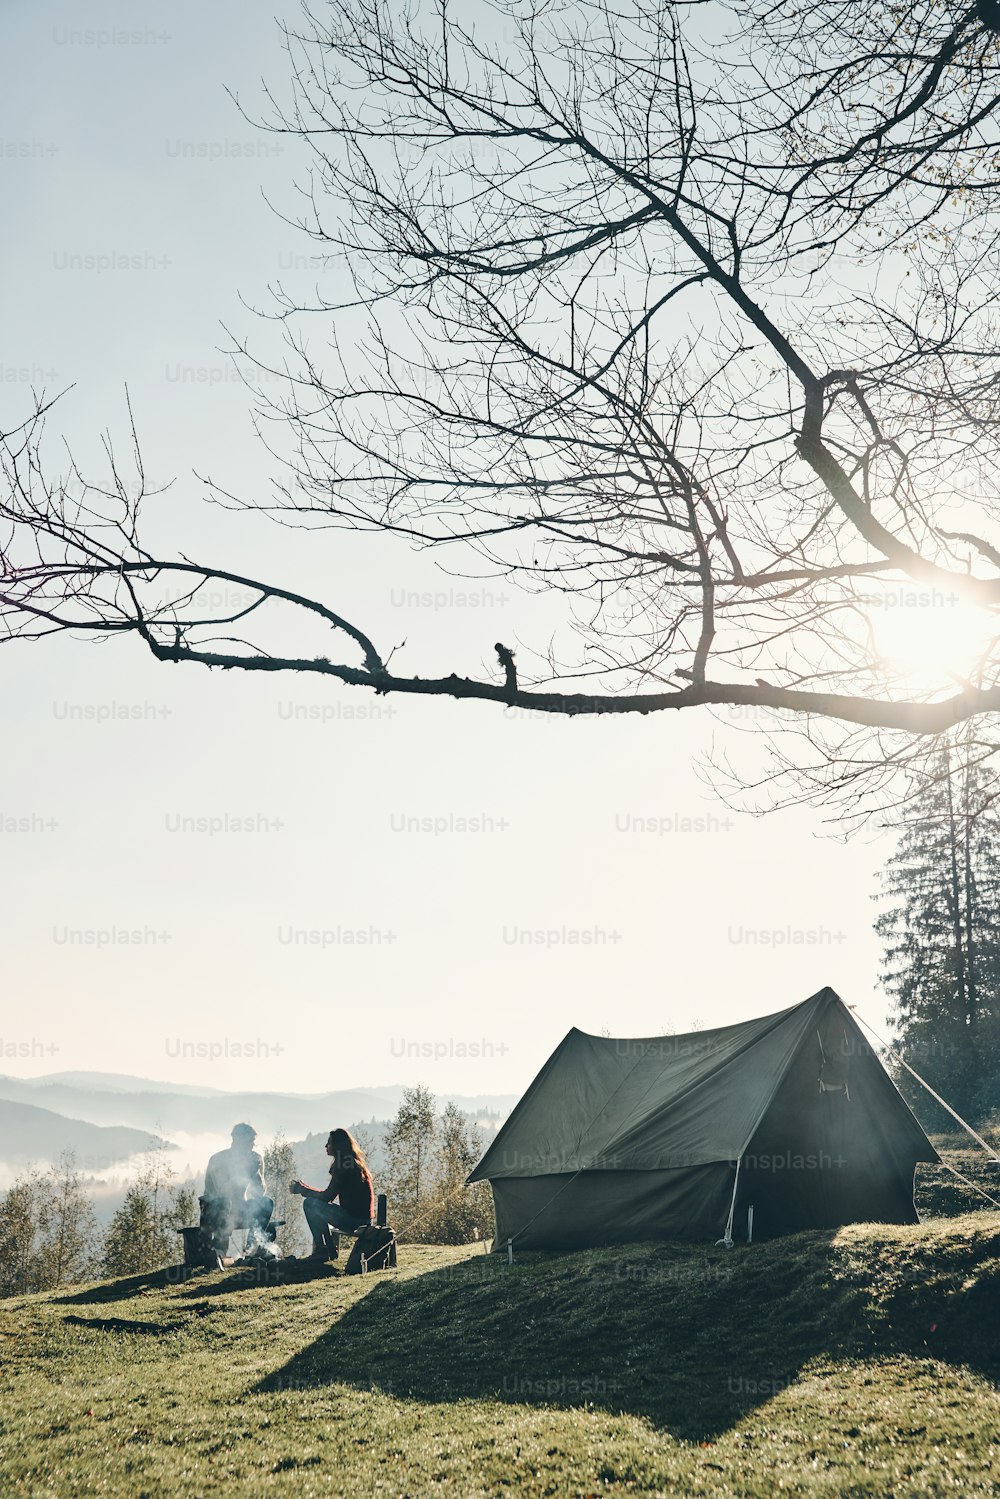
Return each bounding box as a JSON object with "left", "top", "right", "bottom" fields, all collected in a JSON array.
[{"left": 0, "top": 0, "right": 900, "bottom": 1102}]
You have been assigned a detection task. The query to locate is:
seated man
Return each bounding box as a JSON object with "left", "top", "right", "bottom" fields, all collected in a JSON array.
[
  {"left": 291, "top": 1127, "right": 374, "bottom": 1261},
  {"left": 201, "top": 1123, "right": 274, "bottom": 1257}
]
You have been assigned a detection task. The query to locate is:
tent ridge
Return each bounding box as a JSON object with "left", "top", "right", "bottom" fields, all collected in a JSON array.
[{"left": 597, "top": 991, "right": 840, "bottom": 1166}]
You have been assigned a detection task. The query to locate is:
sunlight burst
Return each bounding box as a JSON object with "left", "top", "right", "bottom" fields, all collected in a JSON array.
[{"left": 870, "top": 588, "right": 997, "bottom": 688}]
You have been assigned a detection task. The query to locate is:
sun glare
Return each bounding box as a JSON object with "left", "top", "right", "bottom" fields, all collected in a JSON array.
[{"left": 870, "top": 589, "right": 997, "bottom": 687}]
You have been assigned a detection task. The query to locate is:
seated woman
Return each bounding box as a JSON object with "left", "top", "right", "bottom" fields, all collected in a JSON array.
[{"left": 291, "top": 1127, "right": 375, "bottom": 1261}]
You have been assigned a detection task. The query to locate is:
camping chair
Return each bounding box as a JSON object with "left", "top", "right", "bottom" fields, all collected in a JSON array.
[{"left": 176, "top": 1198, "right": 283, "bottom": 1270}]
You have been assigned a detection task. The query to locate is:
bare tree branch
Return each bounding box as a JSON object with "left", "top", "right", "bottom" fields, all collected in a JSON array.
[{"left": 6, "top": 0, "right": 1000, "bottom": 816}]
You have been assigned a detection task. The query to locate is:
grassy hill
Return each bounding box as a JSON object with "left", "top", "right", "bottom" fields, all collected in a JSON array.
[
  {"left": 1, "top": 1214, "right": 999, "bottom": 1497},
  {"left": 917, "top": 1132, "right": 1000, "bottom": 1218}
]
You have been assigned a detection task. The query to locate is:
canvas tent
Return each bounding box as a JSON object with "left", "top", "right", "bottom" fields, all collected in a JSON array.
[{"left": 469, "top": 987, "right": 939, "bottom": 1248}]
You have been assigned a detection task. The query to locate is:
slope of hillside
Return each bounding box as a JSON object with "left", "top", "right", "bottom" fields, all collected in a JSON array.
[
  {"left": 0, "top": 1099, "right": 172, "bottom": 1170},
  {"left": 1, "top": 1214, "right": 998, "bottom": 1496}
]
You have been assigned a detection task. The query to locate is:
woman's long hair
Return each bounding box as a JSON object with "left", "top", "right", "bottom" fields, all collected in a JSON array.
[{"left": 328, "top": 1127, "right": 373, "bottom": 1184}]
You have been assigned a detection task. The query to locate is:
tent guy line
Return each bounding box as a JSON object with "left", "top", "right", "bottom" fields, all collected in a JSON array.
[{"left": 849, "top": 1009, "right": 1000, "bottom": 1166}]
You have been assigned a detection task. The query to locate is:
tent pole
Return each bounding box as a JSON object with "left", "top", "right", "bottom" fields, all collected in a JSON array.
[{"left": 716, "top": 1157, "right": 742, "bottom": 1248}]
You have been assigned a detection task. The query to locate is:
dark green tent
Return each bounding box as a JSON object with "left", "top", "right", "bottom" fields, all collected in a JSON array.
[{"left": 469, "top": 987, "right": 939, "bottom": 1248}]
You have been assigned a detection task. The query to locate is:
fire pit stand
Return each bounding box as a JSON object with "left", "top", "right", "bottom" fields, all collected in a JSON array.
[{"left": 176, "top": 1225, "right": 223, "bottom": 1272}]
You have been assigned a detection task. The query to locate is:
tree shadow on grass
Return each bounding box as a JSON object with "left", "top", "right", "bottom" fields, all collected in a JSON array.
[
  {"left": 252, "top": 1232, "right": 1000, "bottom": 1442},
  {"left": 53, "top": 1257, "right": 340, "bottom": 1308},
  {"left": 63, "top": 1313, "right": 185, "bottom": 1335},
  {"left": 173, "top": 1259, "right": 342, "bottom": 1299},
  {"left": 53, "top": 1270, "right": 177, "bottom": 1306}
]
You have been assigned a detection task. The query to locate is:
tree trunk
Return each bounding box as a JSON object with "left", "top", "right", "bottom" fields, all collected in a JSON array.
[
  {"left": 943, "top": 744, "right": 969, "bottom": 1031},
  {"left": 962, "top": 760, "right": 979, "bottom": 1037}
]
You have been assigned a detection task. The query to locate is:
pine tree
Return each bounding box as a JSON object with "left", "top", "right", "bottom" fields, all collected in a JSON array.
[
  {"left": 102, "top": 1143, "right": 190, "bottom": 1276},
  {"left": 383, "top": 1084, "right": 437, "bottom": 1236},
  {"left": 103, "top": 1180, "right": 159, "bottom": 1277},
  {"left": 172, "top": 1183, "right": 198, "bottom": 1230},
  {"left": 875, "top": 734, "right": 1000, "bottom": 1120}
]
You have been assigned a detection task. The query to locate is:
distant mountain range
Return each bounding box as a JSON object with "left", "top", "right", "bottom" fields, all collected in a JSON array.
[
  {"left": 0, "top": 1072, "right": 517, "bottom": 1142},
  {"left": 14, "top": 1071, "right": 235, "bottom": 1097},
  {"left": 0, "top": 1072, "right": 517, "bottom": 1188},
  {"left": 0, "top": 1073, "right": 513, "bottom": 1237},
  {"left": 0, "top": 1099, "right": 173, "bottom": 1171}
]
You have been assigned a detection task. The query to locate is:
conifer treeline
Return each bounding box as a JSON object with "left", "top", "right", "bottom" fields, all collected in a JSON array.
[{"left": 876, "top": 732, "right": 1000, "bottom": 1122}]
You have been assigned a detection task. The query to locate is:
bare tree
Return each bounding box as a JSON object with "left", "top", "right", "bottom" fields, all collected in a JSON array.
[
  {"left": 0, "top": 1169, "right": 45, "bottom": 1297},
  {"left": 263, "top": 1130, "right": 307, "bottom": 1256},
  {"left": 6, "top": 0, "right": 1000, "bottom": 807},
  {"left": 36, "top": 1150, "right": 99, "bottom": 1291},
  {"left": 383, "top": 1083, "right": 437, "bottom": 1236},
  {"left": 420, "top": 1102, "right": 496, "bottom": 1245},
  {"left": 0, "top": 1155, "right": 98, "bottom": 1296}
]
